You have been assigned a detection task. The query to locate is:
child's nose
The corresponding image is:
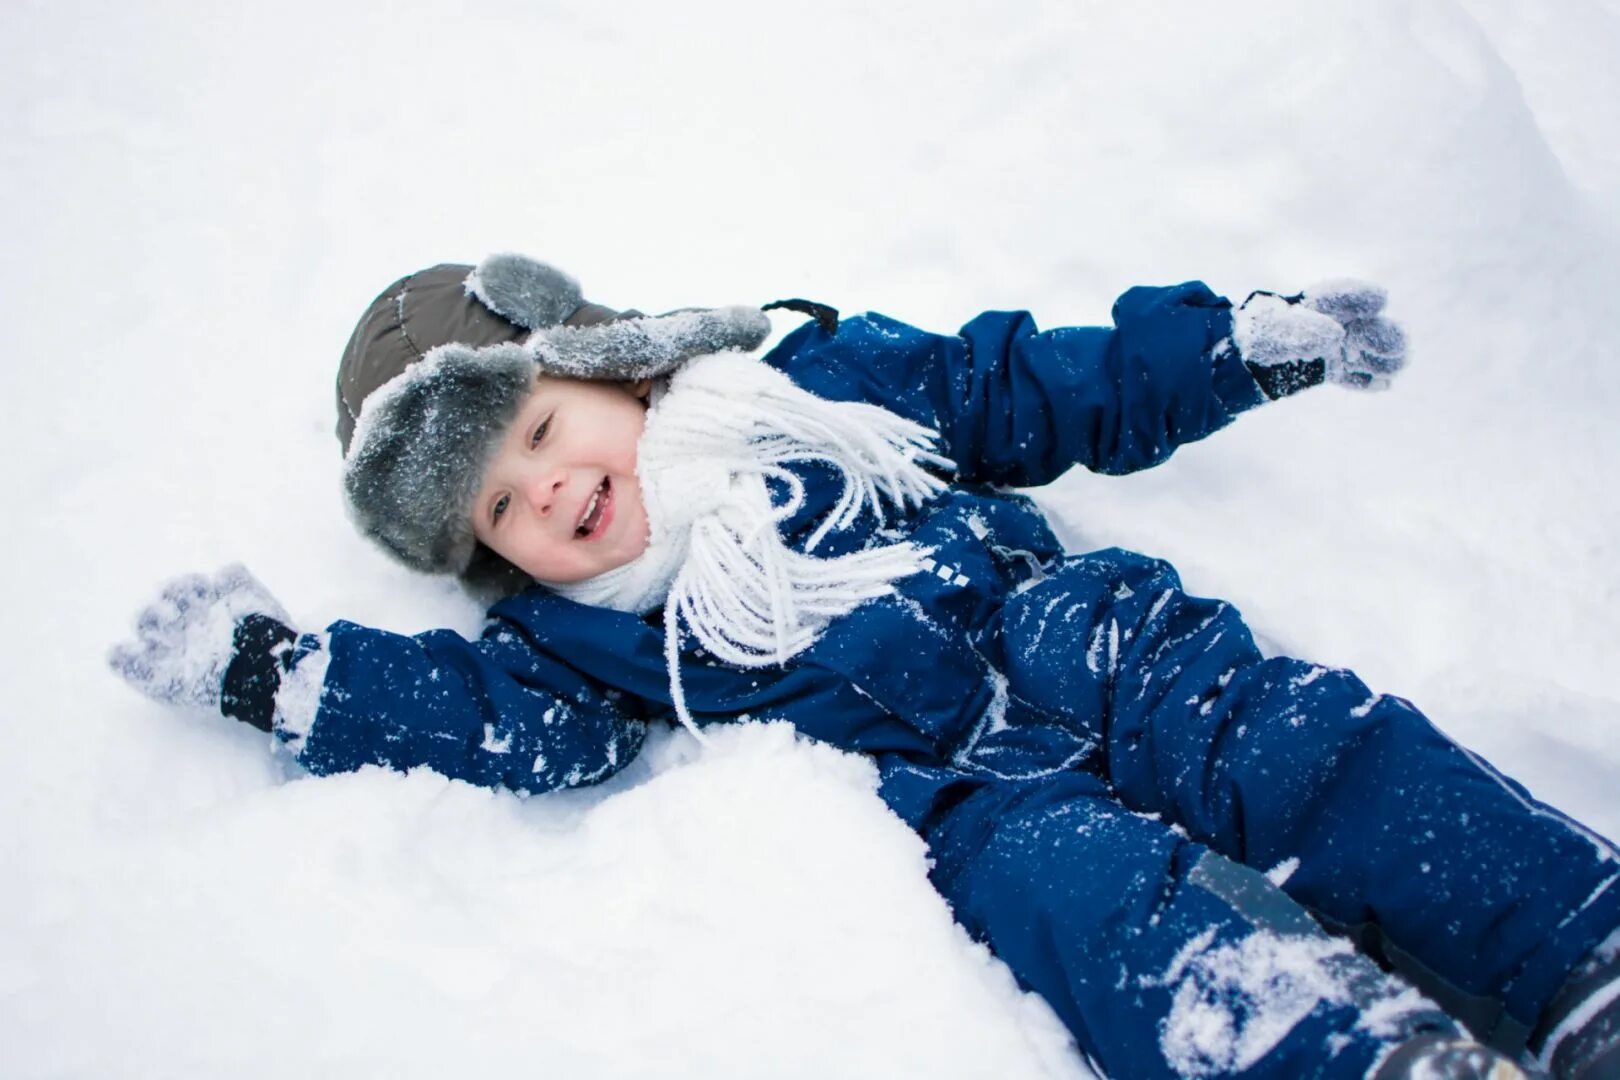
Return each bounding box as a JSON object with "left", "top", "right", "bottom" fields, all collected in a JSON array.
[{"left": 526, "top": 469, "right": 568, "bottom": 515}]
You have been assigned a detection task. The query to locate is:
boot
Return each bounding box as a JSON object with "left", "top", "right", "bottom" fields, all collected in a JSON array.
[
  {"left": 1530, "top": 947, "right": 1620, "bottom": 1080},
  {"left": 1372, "top": 1032, "right": 1532, "bottom": 1079}
]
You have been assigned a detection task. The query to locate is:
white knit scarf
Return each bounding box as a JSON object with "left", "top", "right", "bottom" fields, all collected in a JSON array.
[{"left": 552, "top": 351, "right": 953, "bottom": 739}]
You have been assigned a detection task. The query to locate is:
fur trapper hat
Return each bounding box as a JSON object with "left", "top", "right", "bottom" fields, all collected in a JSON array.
[{"left": 338, "top": 253, "right": 772, "bottom": 579}]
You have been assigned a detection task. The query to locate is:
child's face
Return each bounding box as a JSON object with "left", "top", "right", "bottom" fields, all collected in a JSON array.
[{"left": 472, "top": 375, "right": 651, "bottom": 584}]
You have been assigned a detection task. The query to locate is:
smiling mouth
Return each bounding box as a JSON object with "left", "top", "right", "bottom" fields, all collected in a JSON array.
[{"left": 576, "top": 477, "right": 612, "bottom": 538}]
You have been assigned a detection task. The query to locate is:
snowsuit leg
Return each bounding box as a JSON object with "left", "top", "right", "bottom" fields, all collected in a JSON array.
[
  {"left": 989, "top": 548, "right": 1620, "bottom": 1047},
  {"left": 923, "top": 770, "right": 1451, "bottom": 1079}
]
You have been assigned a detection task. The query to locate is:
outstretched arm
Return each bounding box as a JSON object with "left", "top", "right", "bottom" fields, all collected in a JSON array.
[
  {"left": 109, "top": 566, "right": 646, "bottom": 795},
  {"left": 763, "top": 280, "right": 1405, "bottom": 485}
]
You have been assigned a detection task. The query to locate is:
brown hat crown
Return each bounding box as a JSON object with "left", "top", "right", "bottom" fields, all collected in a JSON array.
[{"left": 338, "top": 262, "right": 553, "bottom": 452}]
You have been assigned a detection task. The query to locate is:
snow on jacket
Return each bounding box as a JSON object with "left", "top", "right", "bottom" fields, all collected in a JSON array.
[{"left": 282, "top": 281, "right": 1264, "bottom": 822}]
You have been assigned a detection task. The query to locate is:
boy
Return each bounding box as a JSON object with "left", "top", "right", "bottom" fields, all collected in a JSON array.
[{"left": 112, "top": 254, "right": 1620, "bottom": 1079}]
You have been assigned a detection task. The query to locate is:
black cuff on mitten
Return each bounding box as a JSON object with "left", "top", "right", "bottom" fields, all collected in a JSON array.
[
  {"left": 221, "top": 613, "right": 297, "bottom": 732},
  {"left": 1246, "top": 357, "right": 1326, "bottom": 400},
  {"left": 1233, "top": 291, "right": 1329, "bottom": 400}
]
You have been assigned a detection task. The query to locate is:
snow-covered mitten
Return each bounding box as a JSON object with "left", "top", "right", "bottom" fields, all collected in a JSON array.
[
  {"left": 108, "top": 565, "right": 301, "bottom": 732},
  {"left": 1232, "top": 280, "right": 1408, "bottom": 397}
]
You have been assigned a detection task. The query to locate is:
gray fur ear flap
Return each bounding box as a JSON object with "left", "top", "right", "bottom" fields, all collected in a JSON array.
[
  {"left": 465, "top": 253, "right": 585, "bottom": 329},
  {"left": 530, "top": 306, "right": 773, "bottom": 381},
  {"left": 342, "top": 341, "right": 537, "bottom": 575}
]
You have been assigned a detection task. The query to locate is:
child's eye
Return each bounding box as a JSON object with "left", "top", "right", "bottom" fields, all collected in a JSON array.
[
  {"left": 492, "top": 494, "right": 510, "bottom": 523},
  {"left": 530, "top": 418, "right": 550, "bottom": 448}
]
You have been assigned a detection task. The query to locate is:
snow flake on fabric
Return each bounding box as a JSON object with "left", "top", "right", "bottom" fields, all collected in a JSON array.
[
  {"left": 1154, "top": 929, "right": 1360, "bottom": 1076},
  {"left": 271, "top": 632, "right": 331, "bottom": 753},
  {"left": 1291, "top": 665, "right": 1329, "bottom": 689},
  {"left": 950, "top": 670, "right": 1012, "bottom": 768},
  {"left": 1086, "top": 618, "right": 1120, "bottom": 677},
  {"left": 480, "top": 724, "right": 511, "bottom": 754},
  {"left": 982, "top": 670, "right": 1011, "bottom": 738},
  {"left": 1350, "top": 694, "right": 1381, "bottom": 719},
  {"left": 1354, "top": 987, "right": 1440, "bottom": 1041},
  {"left": 1265, "top": 857, "right": 1300, "bottom": 887}
]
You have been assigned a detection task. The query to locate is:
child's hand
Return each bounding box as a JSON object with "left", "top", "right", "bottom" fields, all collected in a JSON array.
[
  {"left": 1233, "top": 281, "right": 1407, "bottom": 395},
  {"left": 108, "top": 565, "right": 292, "bottom": 710}
]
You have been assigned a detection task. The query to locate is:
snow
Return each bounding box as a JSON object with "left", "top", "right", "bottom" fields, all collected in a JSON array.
[
  {"left": 1154, "top": 930, "right": 1364, "bottom": 1076},
  {"left": 269, "top": 631, "right": 328, "bottom": 748},
  {"left": 1265, "top": 857, "right": 1301, "bottom": 890},
  {"left": 1230, "top": 291, "right": 1347, "bottom": 370},
  {"left": 531, "top": 305, "right": 773, "bottom": 380},
  {"left": 5, "top": 1, "right": 1620, "bottom": 1077}
]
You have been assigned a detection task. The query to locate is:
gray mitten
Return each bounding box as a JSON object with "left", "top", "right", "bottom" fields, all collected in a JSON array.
[
  {"left": 1233, "top": 280, "right": 1408, "bottom": 396},
  {"left": 1303, "top": 280, "right": 1408, "bottom": 389},
  {"left": 108, "top": 565, "right": 291, "bottom": 709}
]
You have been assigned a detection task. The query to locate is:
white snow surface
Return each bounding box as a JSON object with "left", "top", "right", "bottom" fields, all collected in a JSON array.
[{"left": 5, "top": 2, "right": 1620, "bottom": 1077}]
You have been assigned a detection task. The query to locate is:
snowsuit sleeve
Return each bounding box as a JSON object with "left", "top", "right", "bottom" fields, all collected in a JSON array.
[
  {"left": 762, "top": 281, "right": 1266, "bottom": 484},
  {"left": 280, "top": 612, "right": 646, "bottom": 795}
]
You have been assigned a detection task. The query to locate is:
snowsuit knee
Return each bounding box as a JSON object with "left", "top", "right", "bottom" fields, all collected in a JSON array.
[
  {"left": 908, "top": 548, "right": 1620, "bottom": 1072},
  {"left": 923, "top": 769, "right": 1450, "bottom": 1079}
]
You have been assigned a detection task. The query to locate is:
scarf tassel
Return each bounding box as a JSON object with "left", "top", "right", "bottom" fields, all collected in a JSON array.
[{"left": 553, "top": 352, "right": 955, "bottom": 743}]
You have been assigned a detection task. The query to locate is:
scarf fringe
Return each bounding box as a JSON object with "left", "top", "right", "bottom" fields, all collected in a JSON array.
[{"left": 554, "top": 352, "right": 953, "bottom": 742}]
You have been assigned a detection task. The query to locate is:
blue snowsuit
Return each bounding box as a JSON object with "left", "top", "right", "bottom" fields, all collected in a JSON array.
[{"left": 289, "top": 283, "right": 1620, "bottom": 1078}]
